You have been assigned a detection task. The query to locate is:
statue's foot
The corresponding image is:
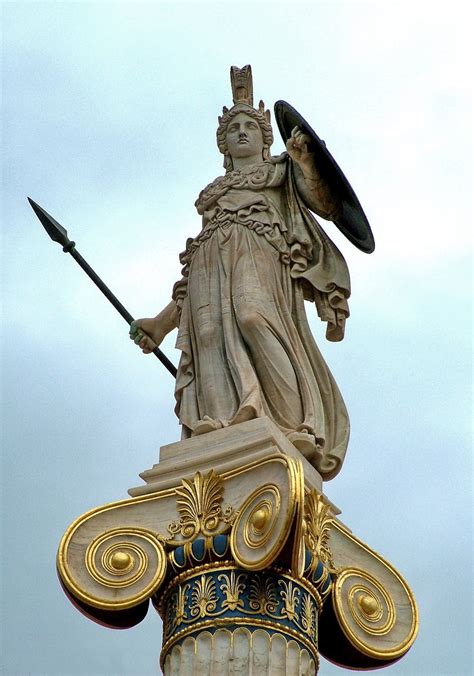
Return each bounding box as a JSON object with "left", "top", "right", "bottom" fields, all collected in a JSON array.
[
  {"left": 193, "top": 416, "right": 223, "bottom": 436},
  {"left": 288, "top": 430, "right": 324, "bottom": 462}
]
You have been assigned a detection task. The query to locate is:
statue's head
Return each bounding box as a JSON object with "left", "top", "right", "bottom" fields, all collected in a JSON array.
[{"left": 217, "top": 66, "right": 273, "bottom": 171}]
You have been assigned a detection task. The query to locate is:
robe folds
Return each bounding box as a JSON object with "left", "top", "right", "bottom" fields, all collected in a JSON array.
[{"left": 172, "top": 155, "right": 351, "bottom": 480}]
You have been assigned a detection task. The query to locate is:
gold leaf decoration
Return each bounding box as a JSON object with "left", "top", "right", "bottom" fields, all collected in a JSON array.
[
  {"left": 218, "top": 571, "right": 246, "bottom": 611},
  {"left": 168, "top": 470, "right": 234, "bottom": 541},
  {"left": 279, "top": 579, "right": 300, "bottom": 622},
  {"left": 248, "top": 575, "right": 278, "bottom": 614},
  {"left": 190, "top": 575, "right": 218, "bottom": 618},
  {"left": 304, "top": 490, "right": 334, "bottom": 568},
  {"left": 301, "top": 592, "right": 316, "bottom": 636}
]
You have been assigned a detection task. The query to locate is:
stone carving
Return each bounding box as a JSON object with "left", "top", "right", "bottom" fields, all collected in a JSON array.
[
  {"left": 159, "top": 563, "right": 322, "bottom": 668},
  {"left": 167, "top": 469, "right": 234, "bottom": 542},
  {"left": 57, "top": 419, "right": 418, "bottom": 669},
  {"left": 304, "top": 490, "right": 335, "bottom": 569},
  {"left": 162, "top": 628, "right": 317, "bottom": 676},
  {"left": 130, "top": 65, "right": 352, "bottom": 481},
  {"left": 51, "top": 63, "right": 418, "bottom": 674}
]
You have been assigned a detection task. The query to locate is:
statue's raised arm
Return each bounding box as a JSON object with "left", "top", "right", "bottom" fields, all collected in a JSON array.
[
  {"left": 286, "top": 125, "right": 342, "bottom": 222},
  {"left": 275, "top": 98, "right": 375, "bottom": 254},
  {"left": 132, "top": 65, "right": 375, "bottom": 482}
]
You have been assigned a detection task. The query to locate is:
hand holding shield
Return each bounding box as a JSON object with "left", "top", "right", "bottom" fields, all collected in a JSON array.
[{"left": 286, "top": 126, "right": 315, "bottom": 170}]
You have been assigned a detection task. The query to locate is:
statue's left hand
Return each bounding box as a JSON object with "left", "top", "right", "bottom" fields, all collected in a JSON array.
[{"left": 286, "top": 126, "right": 314, "bottom": 169}]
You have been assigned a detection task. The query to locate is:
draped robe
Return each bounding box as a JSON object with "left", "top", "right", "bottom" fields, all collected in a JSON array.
[{"left": 172, "top": 155, "right": 350, "bottom": 480}]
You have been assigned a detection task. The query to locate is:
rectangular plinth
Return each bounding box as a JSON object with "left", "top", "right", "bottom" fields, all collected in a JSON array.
[{"left": 128, "top": 417, "right": 323, "bottom": 497}]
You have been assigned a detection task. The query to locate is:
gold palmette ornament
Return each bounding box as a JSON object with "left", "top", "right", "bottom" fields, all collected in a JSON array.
[
  {"left": 56, "top": 438, "right": 418, "bottom": 670},
  {"left": 216, "top": 65, "right": 273, "bottom": 169}
]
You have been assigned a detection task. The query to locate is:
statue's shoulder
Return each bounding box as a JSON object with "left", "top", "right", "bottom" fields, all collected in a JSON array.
[
  {"left": 195, "top": 158, "right": 289, "bottom": 214},
  {"left": 267, "top": 153, "right": 288, "bottom": 185},
  {"left": 194, "top": 174, "right": 228, "bottom": 214}
]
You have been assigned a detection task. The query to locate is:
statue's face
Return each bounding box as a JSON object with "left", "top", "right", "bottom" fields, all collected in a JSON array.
[{"left": 226, "top": 112, "right": 264, "bottom": 159}]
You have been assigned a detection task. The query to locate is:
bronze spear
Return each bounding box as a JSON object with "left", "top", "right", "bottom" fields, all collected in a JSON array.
[{"left": 28, "top": 198, "right": 177, "bottom": 378}]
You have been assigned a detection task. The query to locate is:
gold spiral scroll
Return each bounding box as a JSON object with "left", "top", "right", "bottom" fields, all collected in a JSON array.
[
  {"left": 230, "top": 457, "right": 301, "bottom": 570},
  {"left": 332, "top": 567, "right": 417, "bottom": 660},
  {"left": 60, "top": 527, "right": 167, "bottom": 611}
]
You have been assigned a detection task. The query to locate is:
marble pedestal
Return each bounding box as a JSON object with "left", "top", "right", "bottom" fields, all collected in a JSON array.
[{"left": 57, "top": 417, "right": 418, "bottom": 674}]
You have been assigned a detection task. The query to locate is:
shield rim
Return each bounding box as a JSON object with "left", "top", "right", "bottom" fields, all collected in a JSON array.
[{"left": 274, "top": 99, "right": 375, "bottom": 254}]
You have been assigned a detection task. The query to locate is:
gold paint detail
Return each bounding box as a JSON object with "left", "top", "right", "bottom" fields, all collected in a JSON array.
[
  {"left": 159, "top": 561, "right": 322, "bottom": 657},
  {"left": 304, "top": 490, "right": 335, "bottom": 569},
  {"left": 156, "top": 561, "right": 323, "bottom": 617},
  {"left": 173, "top": 583, "right": 189, "bottom": 628},
  {"left": 232, "top": 484, "right": 282, "bottom": 568},
  {"left": 290, "top": 458, "right": 306, "bottom": 579},
  {"left": 190, "top": 575, "right": 219, "bottom": 618},
  {"left": 329, "top": 521, "right": 419, "bottom": 659},
  {"left": 243, "top": 489, "right": 279, "bottom": 549},
  {"left": 57, "top": 455, "right": 302, "bottom": 584},
  {"left": 279, "top": 579, "right": 299, "bottom": 622},
  {"left": 157, "top": 560, "right": 237, "bottom": 613},
  {"left": 332, "top": 567, "right": 419, "bottom": 660},
  {"left": 109, "top": 551, "right": 133, "bottom": 572},
  {"left": 251, "top": 506, "right": 270, "bottom": 531},
  {"left": 248, "top": 574, "right": 278, "bottom": 615},
  {"left": 59, "top": 527, "right": 167, "bottom": 611},
  {"left": 218, "top": 570, "right": 246, "bottom": 611},
  {"left": 358, "top": 592, "right": 382, "bottom": 620},
  {"left": 86, "top": 532, "right": 148, "bottom": 588},
  {"left": 167, "top": 470, "right": 234, "bottom": 543},
  {"left": 348, "top": 580, "right": 394, "bottom": 634},
  {"left": 57, "top": 453, "right": 309, "bottom": 558},
  {"left": 301, "top": 591, "right": 317, "bottom": 637},
  {"left": 169, "top": 535, "right": 215, "bottom": 571},
  {"left": 102, "top": 547, "right": 136, "bottom": 577},
  {"left": 230, "top": 457, "right": 299, "bottom": 571},
  {"left": 55, "top": 454, "right": 314, "bottom": 612}
]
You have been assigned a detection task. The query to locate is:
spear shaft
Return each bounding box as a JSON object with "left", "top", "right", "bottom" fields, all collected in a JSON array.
[{"left": 28, "top": 198, "right": 177, "bottom": 378}]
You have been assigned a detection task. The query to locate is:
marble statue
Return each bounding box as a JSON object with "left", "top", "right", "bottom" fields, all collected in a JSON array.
[
  {"left": 130, "top": 66, "right": 351, "bottom": 481},
  {"left": 55, "top": 67, "right": 418, "bottom": 673}
]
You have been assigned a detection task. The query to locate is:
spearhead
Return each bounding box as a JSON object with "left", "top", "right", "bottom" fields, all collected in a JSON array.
[
  {"left": 28, "top": 197, "right": 73, "bottom": 250},
  {"left": 28, "top": 196, "right": 177, "bottom": 377}
]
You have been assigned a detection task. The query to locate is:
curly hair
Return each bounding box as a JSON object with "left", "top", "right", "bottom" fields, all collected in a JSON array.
[{"left": 216, "top": 102, "right": 274, "bottom": 170}]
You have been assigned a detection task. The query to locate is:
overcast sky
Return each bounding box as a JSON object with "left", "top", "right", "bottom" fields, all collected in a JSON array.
[{"left": 1, "top": 1, "right": 472, "bottom": 675}]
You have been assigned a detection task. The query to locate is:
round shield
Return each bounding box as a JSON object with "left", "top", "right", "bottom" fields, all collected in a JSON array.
[{"left": 274, "top": 100, "right": 375, "bottom": 254}]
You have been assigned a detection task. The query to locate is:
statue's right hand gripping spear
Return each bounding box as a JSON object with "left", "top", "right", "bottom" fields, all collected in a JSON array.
[{"left": 28, "top": 198, "right": 177, "bottom": 378}]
